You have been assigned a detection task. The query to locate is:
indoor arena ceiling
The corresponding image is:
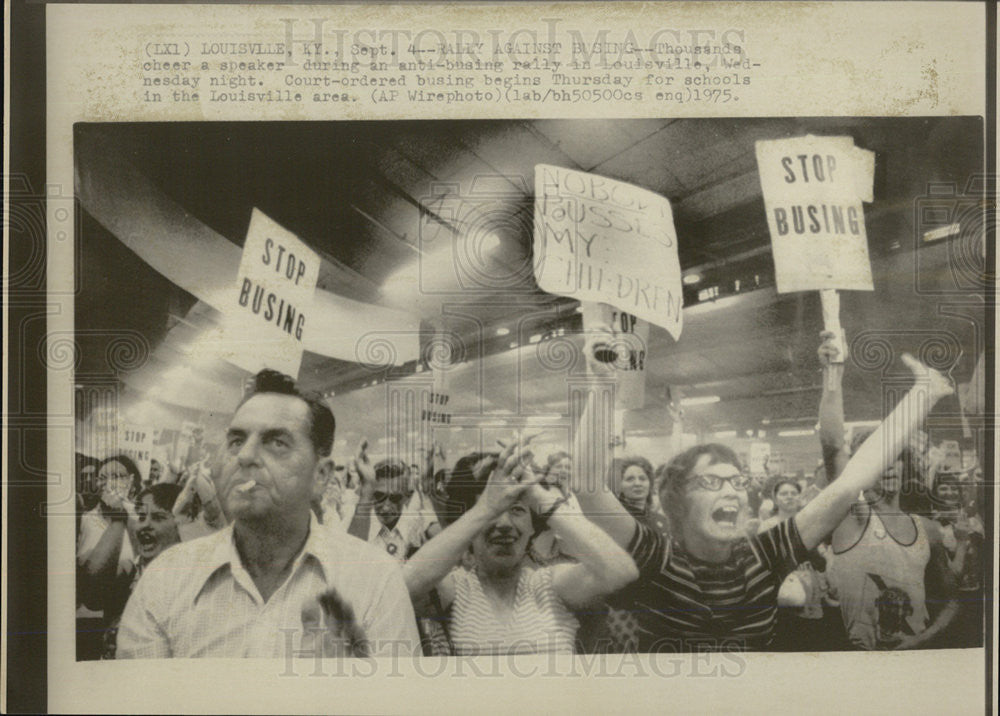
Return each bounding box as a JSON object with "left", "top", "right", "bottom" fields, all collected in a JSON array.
[{"left": 75, "top": 117, "right": 985, "bottom": 439}]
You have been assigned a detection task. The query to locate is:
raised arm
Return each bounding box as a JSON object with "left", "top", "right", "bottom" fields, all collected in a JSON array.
[
  {"left": 191, "top": 465, "right": 227, "bottom": 530},
  {"left": 795, "top": 354, "right": 954, "bottom": 550},
  {"left": 569, "top": 339, "right": 639, "bottom": 549},
  {"left": 346, "top": 441, "right": 376, "bottom": 542},
  {"left": 536, "top": 487, "right": 640, "bottom": 609},
  {"left": 402, "top": 444, "right": 540, "bottom": 603},
  {"left": 78, "top": 498, "right": 130, "bottom": 609},
  {"left": 817, "top": 330, "right": 849, "bottom": 484}
]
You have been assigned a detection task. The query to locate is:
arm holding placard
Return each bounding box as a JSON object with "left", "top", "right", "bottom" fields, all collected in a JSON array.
[
  {"left": 569, "top": 336, "right": 640, "bottom": 550},
  {"left": 817, "top": 330, "right": 850, "bottom": 486},
  {"left": 795, "top": 355, "right": 953, "bottom": 551}
]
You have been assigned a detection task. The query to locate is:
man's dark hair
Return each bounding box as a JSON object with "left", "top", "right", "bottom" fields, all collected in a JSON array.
[
  {"left": 239, "top": 369, "right": 335, "bottom": 457},
  {"left": 375, "top": 457, "right": 410, "bottom": 487},
  {"left": 136, "top": 483, "right": 183, "bottom": 512}
]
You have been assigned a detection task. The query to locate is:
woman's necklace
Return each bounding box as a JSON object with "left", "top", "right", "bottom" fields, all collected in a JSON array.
[{"left": 870, "top": 505, "right": 888, "bottom": 540}]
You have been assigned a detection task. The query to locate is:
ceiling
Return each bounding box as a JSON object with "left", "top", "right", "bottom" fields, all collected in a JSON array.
[{"left": 74, "top": 117, "right": 986, "bottom": 456}]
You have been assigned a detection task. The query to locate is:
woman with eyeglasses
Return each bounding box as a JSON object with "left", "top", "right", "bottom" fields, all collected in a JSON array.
[
  {"left": 402, "top": 443, "right": 639, "bottom": 655},
  {"left": 572, "top": 346, "right": 955, "bottom": 652},
  {"left": 76, "top": 454, "right": 143, "bottom": 659}
]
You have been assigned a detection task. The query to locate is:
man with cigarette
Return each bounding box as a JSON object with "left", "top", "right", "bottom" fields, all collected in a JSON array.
[{"left": 117, "top": 369, "right": 419, "bottom": 658}]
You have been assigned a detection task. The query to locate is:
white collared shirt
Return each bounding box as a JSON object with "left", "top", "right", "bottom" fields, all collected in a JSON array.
[
  {"left": 368, "top": 509, "right": 426, "bottom": 563},
  {"left": 116, "top": 514, "right": 419, "bottom": 659}
]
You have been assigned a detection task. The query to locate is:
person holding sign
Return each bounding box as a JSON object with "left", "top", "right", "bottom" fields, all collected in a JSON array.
[
  {"left": 117, "top": 369, "right": 418, "bottom": 659},
  {"left": 816, "top": 333, "right": 960, "bottom": 651},
  {"left": 571, "top": 333, "right": 954, "bottom": 652}
]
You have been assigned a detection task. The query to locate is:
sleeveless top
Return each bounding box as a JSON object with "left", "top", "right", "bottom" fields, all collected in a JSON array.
[
  {"left": 449, "top": 566, "right": 579, "bottom": 655},
  {"left": 827, "top": 511, "right": 930, "bottom": 649}
]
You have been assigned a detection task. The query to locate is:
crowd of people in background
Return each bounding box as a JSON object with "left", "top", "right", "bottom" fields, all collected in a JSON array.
[{"left": 75, "top": 334, "right": 988, "bottom": 660}]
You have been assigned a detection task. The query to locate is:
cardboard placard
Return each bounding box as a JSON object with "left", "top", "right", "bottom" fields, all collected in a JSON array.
[
  {"left": 118, "top": 423, "right": 154, "bottom": 481},
  {"left": 755, "top": 135, "right": 875, "bottom": 293},
  {"left": 533, "top": 165, "right": 683, "bottom": 338},
  {"left": 220, "top": 208, "right": 321, "bottom": 377}
]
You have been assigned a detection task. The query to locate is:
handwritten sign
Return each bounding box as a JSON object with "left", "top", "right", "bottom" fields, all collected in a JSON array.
[
  {"left": 755, "top": 135, "right": 875, "bottom": 293},
  {"left": 533, "top": 165, "right": 683, "bottom": 338},
  {"left": 220, "top": 209, "right": 320, "bottom": 376}
]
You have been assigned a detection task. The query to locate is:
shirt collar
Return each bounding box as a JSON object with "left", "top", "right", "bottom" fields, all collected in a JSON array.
[
  {"left": 370, "top": 516, "right": 403, "bottom": 542},
  {"left": 195, "top": 512, "right": 330, "bottom": 602}
]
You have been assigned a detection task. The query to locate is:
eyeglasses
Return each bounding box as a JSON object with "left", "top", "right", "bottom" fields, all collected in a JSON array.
[
  {"left": 373, "top": 492, "right": 407, "bottom": 505},
  {"left": 688, "top": 473, "right": 750, "bottom": 492}
]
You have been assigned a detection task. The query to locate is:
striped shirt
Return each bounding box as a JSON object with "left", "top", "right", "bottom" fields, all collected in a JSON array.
[
  {"left": 626, "top": 517, "right": 809, "bottom": 651},
  {"left": 449, "top": 566, "right": 579, "bottom": 655}
]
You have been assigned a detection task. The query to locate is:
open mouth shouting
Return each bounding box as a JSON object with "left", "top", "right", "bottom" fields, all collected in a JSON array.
[
  {"left": 710, "top": 502, "right": 741, "bottom": 529},
  {"left": 136, "top": 529, "right": 162, "bottom": 558}
]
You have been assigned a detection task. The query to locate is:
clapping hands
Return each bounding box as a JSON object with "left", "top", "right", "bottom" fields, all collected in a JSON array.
[
  {"left": 479, "top": 438, "right": 542, "bottom": 518},
  {"left": 300, "top": 587, "right": 370, "bottom": 658}
]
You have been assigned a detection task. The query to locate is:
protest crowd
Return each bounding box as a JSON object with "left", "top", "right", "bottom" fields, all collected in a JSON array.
[
  {"left": 72, "top": 119, "right": 988, "bottom": 662},
  {"left": 74, "top": 334, "right": 986, "bottom": 660}
]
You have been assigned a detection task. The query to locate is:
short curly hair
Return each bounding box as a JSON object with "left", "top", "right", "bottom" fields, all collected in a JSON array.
[{"left": 658, "top": 443, "right": 742, "bottom": 534}]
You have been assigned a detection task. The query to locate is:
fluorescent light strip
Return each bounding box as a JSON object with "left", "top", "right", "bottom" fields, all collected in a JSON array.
[{"left": 680, "top": 395, "right": 721, "bottom": 406}]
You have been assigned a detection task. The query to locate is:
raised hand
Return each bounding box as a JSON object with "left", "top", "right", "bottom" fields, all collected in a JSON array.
[
  {"left": 100, "top": 483, "right": 126, "bottom": 513},
  {"left": 817, "top": 330, "right": 841, "bottom": 367},
  {"left": 419, "top": 443, "right": 441, "bottom": 496},
  {"left": 190, "top": 464, "right": 218, "bottom": 503},
  {"left": 345, "top": 459, "right": 359, "bottom": 491},
  {"left": 900, "top": 353, "right": 955, "bottom": 402},
  {"left": 953, "top": 509, "right": 971, "bottom": 542},
  {"left": 582, "top": 334, "right": 618, "bottom": 378},
  {"left": 479, "top": 440, "right": 541, "bottom": 518},
  {"left": 351, "top": 440, "right": 376, "bottom": 498},
  {"left": 300, "top": 587, "right": 370, "bottom": 658}
]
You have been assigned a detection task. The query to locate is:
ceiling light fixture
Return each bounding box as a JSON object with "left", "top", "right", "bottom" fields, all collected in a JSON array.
[
  {"left": 680, "top": 395, "right": 721, "bottom": 406},
  {"left": 778, "top": 429, "right": 815, "bottom": 438}
]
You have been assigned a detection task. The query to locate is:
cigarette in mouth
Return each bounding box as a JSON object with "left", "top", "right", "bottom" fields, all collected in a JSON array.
[{"left": 235, "top": 480, "right": 256, "bottom": 494}]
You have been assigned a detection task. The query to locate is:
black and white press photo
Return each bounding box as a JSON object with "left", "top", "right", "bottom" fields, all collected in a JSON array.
[{"left": 70, "top": 117, "right": 988, "bottom": 661}]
